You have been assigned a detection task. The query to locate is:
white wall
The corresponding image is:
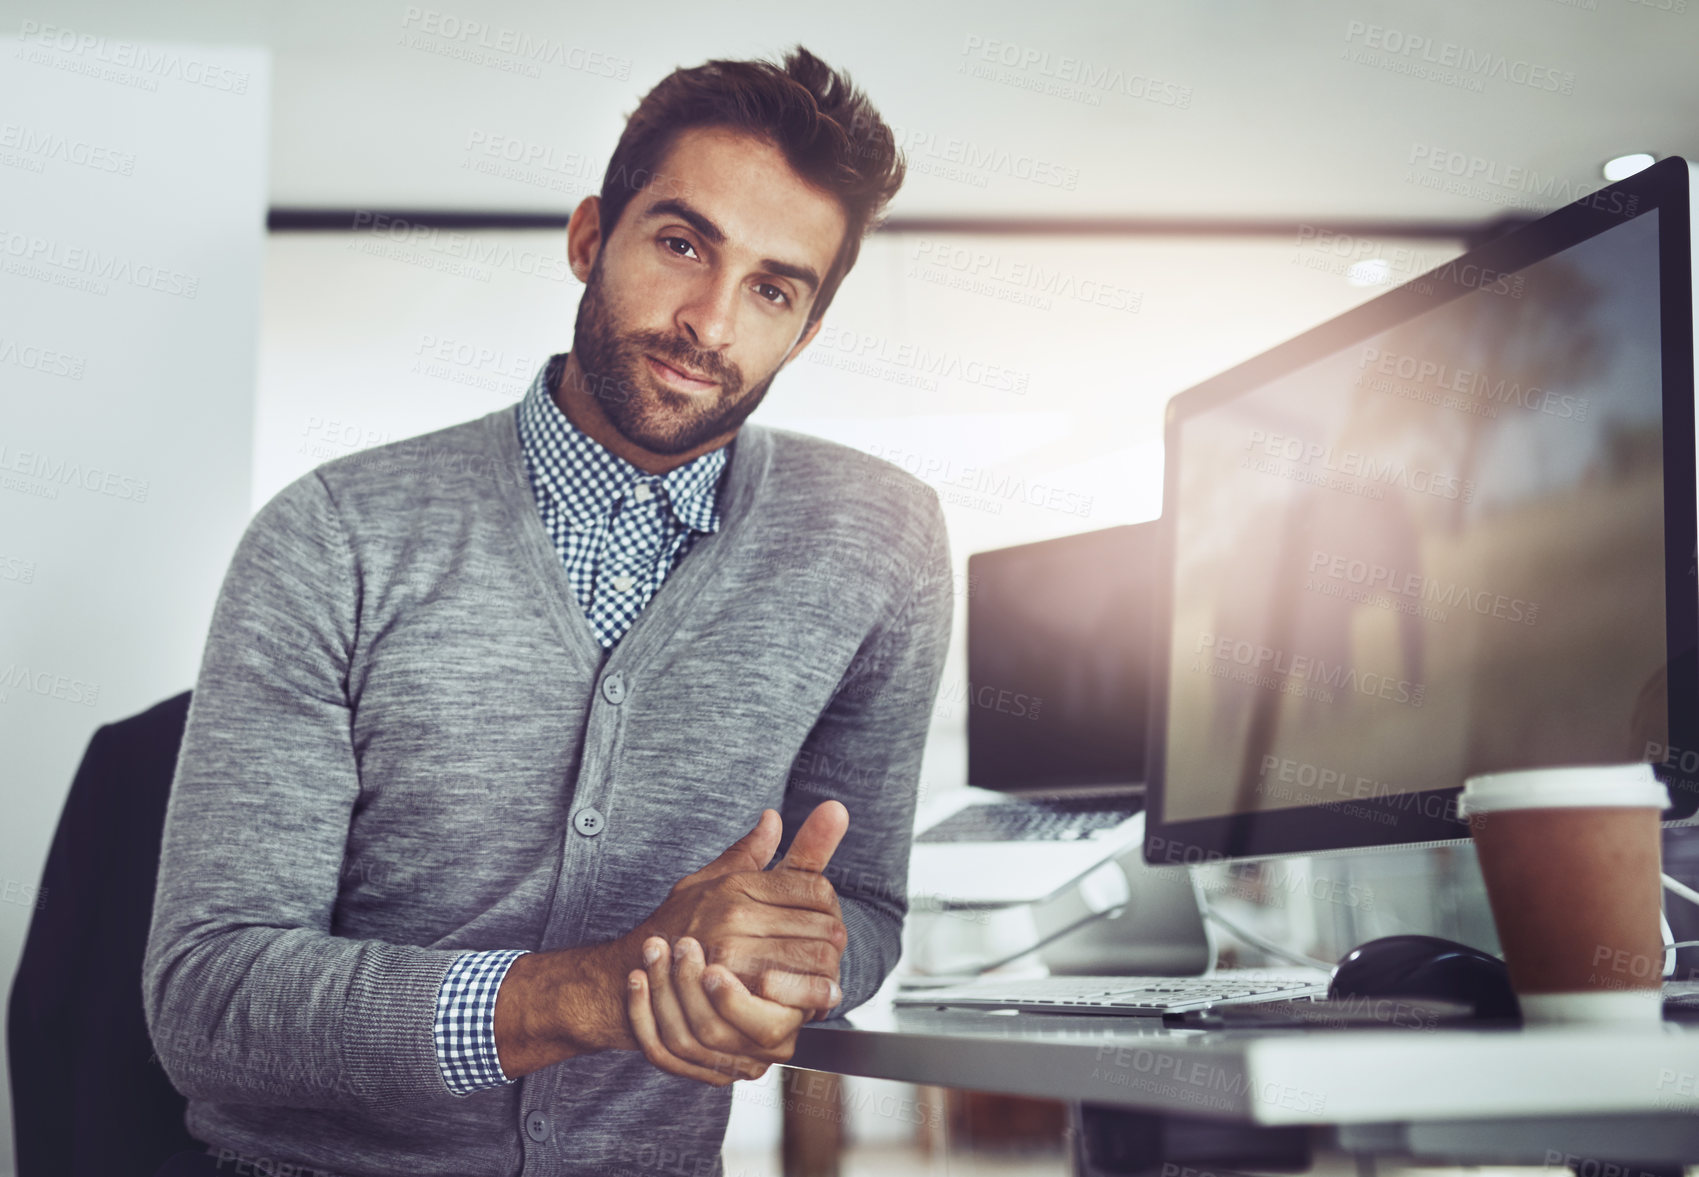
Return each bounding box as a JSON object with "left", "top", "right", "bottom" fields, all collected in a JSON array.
[{"left": 0, "top": 34, "right": 270, "bottom": 1175}]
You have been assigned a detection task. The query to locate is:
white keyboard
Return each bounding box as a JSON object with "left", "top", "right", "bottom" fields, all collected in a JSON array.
[{"left": 894, "top": 974, "right": 1328, "bottom": 1016}]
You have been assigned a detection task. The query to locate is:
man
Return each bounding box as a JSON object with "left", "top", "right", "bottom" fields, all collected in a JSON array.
[{"left": 143, "top": 47, "right": 951, "bottom": 1177}]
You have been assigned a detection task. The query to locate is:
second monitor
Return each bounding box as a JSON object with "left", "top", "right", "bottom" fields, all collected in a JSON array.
[
  {"left": 968, "top": 522, "right": 1160, "bottom": 794},
  {"left": 907, "top": 522, "right": 1161, "bottom": 908}
]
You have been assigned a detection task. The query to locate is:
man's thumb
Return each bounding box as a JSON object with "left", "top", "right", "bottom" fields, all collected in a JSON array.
[
  {"left": 686, "top": 808, "right": 782, "bottom": 883},
  {"left": 775, "top": 800, "right": 849, "bottom": 873}
]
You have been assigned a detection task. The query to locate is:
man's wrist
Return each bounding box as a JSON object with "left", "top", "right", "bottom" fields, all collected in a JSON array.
[{"left": 493, "top": 940, "right": 634, "bottom": 1080}]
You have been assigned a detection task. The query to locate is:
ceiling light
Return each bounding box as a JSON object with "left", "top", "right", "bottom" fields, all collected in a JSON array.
[
  {"left": 1347, "top": 258, "right": 1391, "bottom": 288},
  {"left": 1602, "top": 153, "right": 1656, "bottom": 182}
]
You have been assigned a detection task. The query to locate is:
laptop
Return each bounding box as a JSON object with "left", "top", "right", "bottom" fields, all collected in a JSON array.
[{"left": 908, "top": 522, "right": 1159, "bottom": 907}]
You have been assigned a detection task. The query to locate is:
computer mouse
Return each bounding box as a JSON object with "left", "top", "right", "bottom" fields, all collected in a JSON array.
[{"left": 1329, "top": 934, "right": 1520, "bottom": 1021}]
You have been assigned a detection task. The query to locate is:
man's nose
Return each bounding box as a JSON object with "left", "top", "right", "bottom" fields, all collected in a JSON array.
[{"left": 676, "top": 274, "right": 738, "bottom": 351}]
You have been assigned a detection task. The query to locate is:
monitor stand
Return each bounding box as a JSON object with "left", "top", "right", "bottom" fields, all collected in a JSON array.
[
  {"left": 1040, "top": 844, "right": 1212, "bottom": 976},
  {"left": 900, "top": 845, "right": 1212, "bottom": 980}
]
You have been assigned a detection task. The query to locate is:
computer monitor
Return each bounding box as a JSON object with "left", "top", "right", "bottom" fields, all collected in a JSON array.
[
  {"left": 1146, "top": 156, "right": 1699, "bottom": 865},
  {"left": 967, "top": 523, "right": 1160, "bottom": 792}
]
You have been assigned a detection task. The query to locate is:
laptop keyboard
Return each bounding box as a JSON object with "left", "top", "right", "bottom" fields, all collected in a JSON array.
[
  {"left": 906, "top": 977, "right": 1699, "bottom": 1018},
  {"left": 915, "top": 796, "right": 1143, "bottom": 843},
  {"left": 895, "top": 974, "right": 1326, "bottom": 1014},
  {"left": 1664, "top": 979, "right": 1699, "bottom": 1009}
]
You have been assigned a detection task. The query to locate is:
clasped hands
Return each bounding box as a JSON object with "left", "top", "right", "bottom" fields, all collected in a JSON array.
[{"left": 622, "top": 800, "right": 849, "bottom": 1086}]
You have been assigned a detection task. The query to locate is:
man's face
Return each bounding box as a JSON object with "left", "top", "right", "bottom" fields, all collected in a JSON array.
[{"left": 569, "top": 126, "right": 848, "bottom": 456}]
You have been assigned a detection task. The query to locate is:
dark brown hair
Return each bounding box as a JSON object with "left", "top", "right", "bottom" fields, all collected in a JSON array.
[{"left": 598, "top": 46, "right": 904, "bottom": 327}]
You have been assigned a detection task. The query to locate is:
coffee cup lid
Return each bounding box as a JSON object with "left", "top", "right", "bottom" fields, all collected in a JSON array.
[{"left": 1458, "top": 763, "right": 1670, "bottom": 816}]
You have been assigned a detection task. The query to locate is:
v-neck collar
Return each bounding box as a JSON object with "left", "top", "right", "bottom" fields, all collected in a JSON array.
[{"left": 482, "top": 403, "right": 772, "bottom": 681}]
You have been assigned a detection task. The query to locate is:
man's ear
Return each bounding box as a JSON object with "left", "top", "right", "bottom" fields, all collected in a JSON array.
[
  {"left": 565, "top": 195, "right": 603, "bottom": 283},
  {"left": 779, "top": 316, "right": 826, "bottom": 369}
]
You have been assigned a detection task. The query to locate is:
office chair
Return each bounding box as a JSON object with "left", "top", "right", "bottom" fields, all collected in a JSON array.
[{"left": 7, "top": 690, "right": 202, "bottom": 1177}]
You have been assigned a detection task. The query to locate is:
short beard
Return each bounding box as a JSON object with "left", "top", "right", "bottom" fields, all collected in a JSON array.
[{"left": 568, "top": 253, "right": 781, "bottom": 455}]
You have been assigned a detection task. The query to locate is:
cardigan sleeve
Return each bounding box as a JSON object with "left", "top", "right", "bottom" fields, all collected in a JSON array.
[
  {"left": 779, "top": 490, "right": 954, "bottom": 1014},
  {"left": 142, "top": 471, "right": 471, "bottom": 1112}
]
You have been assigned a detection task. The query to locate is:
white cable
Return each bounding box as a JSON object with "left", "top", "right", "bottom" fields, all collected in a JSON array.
[
  {"left": 1191, "top": 877, "right": 1699, "bottom": 981},
  {"left": 936, "top": 875, "right": 1699, "bottom": 984},
  {"left": 1200, "top": 903, "right": 1335, "bottom": 972},
  {"left": 1201, "top": 876, "right": 1699, "bottom": 978},
  {"left": 963, "top": 905, "right": 1128, "bottom": 976},
  {"left": 1663, "top": 873, "right": 1699, "bottom": 909},
  {"left": 1662, "top": 874, "right": 1699, "bottom": 979}
]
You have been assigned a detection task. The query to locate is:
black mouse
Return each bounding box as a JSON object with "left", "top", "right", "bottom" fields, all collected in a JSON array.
[{"left": 1329, "top": 934, "right": 1520, "bottom": 1021}]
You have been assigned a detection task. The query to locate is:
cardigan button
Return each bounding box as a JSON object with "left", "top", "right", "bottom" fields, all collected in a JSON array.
[
  {"left": 601, "top": 673, "right": 626, "bottom": 704},
  {"left": 525, "top": 1110, "right": 550, "bottom": 1141},
  {"left": 573, "top": 807, "right": 605, "bottom": 838}
]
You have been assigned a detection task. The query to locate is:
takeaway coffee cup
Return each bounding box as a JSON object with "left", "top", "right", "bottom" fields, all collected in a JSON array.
[{"left": 1458, "top": 764, "right": 1669, "bottom": 1024}]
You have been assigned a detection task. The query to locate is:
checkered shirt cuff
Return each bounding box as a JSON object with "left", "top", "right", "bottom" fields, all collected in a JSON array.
[{"left": 433, "top": 948, "right": 530, "bottom": 1095}]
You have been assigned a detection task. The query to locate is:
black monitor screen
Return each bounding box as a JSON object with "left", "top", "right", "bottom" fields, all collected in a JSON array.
[
  {"left": 967, "top": 524, "right": 1159, "bottom": 792},
  {"left": 1149, "top": 158, "right": 1697, "bottom": 860}
]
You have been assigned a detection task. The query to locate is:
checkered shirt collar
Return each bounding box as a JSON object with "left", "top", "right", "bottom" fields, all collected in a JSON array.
[{"left": 517, "top": 353, "right": 725, "bottom": 534}]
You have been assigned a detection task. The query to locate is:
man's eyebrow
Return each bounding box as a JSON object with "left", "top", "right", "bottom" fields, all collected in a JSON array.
[
  {"left": 643, "top": 197, "right": 821, "bottom": 295},
  {"left": 761, "top": 258, "right": 820, "bottom": 295},
  {"left": 644, "top": 198, "right": 725, "bottom": 245}
]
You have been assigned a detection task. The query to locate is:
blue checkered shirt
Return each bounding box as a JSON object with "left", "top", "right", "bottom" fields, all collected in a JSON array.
[{"left": 430, "top": 353, "right": 728, "bottom": 1095}]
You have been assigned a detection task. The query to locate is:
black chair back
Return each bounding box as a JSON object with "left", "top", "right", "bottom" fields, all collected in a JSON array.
[{"left": 8, "top": 691, "right": 200, "bottom": 1177}]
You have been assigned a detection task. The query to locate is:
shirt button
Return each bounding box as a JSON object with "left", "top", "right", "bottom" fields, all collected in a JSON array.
[
  {"left": 610, "top": 573, "right": 636, "bottom": 594},
  {"left": 633, "top": 484, "right": 655, "bottom": 503},
  {"left": 525, "top": 1110, "right": 550, "bottom": 1141},
  {"left": 574, "top": 807, "right": 605, "bottom": 837},
  {"left": 601, "top": 672, "right": 626, "bottom": 704}
]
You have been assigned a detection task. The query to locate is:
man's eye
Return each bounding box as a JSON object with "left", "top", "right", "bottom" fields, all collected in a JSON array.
[
  {"left": 756, "top": 283, "right": 788, "bottom": 306},
  {"left": 661, "top": 236, "right": 698, "bottom": 259}
]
